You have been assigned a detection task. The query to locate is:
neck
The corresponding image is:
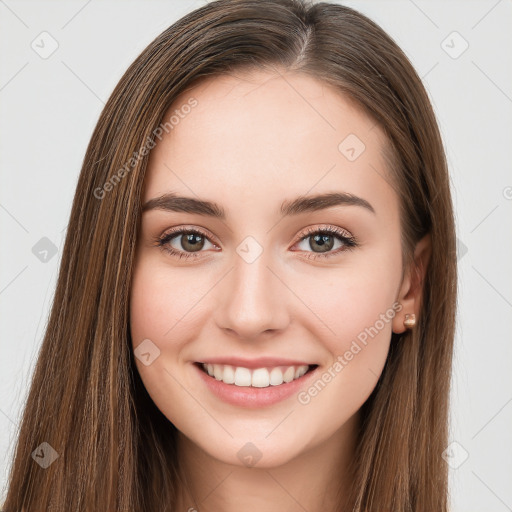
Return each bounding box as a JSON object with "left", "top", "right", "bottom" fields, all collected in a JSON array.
[{"left": 174, "top": 411, "right": 360, "bottom": 512}]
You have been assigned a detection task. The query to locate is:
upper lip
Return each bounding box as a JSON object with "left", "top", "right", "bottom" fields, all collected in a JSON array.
[{"left": 196, "top": 357, "right": 316, "bottom": 369}]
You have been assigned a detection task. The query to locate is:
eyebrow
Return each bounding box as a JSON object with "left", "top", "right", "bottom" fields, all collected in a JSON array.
[{"left": 141, "top": 191, "right": 375, "bottom": 218}]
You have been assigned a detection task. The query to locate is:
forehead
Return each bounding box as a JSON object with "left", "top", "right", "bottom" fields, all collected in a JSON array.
[{"left": 143, "top": 69, "right": 398, "bottom": 221}]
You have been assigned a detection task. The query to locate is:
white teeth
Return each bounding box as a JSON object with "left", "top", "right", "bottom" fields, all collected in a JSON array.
[
  {"left": 295, "top": 366, "right": 307, "bottom": 379},
  {"left": 213, "top": 364, "right": 223, "bottom": 381},
  {"left": 251, "top": 368, "right": 269, "bottom": 388},
  {"left": 269, "top": 367, "right": 284, "bottom": 386},
  {"left": 234, "top": 367, "right": 252, "bottom": 386},
  {"left": 283, "top": 367, "right": 295, "bottom": 383},
  {"left": 201, "top": 363, "right": 311, "bottom": 388},
  {"left": 222, "top": 364, "right": 235, "bottom": 384}
]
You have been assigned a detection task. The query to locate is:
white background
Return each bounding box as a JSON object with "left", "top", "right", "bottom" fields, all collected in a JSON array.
[{"left": 1, "top": 1, "right": 511, "bottom": 510}]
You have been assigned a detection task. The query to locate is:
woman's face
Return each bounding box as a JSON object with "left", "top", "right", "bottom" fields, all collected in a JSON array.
[{"left": 130, "top": 69, "right": 411, "bottom": 467}]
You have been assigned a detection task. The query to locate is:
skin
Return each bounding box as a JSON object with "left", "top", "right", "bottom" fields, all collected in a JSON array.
[{"left": 129, "top": 68, "right": 431, "bottom": 512}]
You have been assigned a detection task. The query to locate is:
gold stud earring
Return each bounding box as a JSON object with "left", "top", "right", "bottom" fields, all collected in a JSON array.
[{"left": 403, "top": 314, "right": 416, "bottom": 329}]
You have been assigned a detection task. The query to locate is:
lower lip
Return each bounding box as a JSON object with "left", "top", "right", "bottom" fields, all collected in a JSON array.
[{"left": 193, "top": 363, "right": 319, "bottom": 408}]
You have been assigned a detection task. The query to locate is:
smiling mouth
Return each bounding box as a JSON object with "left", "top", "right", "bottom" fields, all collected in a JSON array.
[{"left": 195, "top": 362, "right": 318, "bottom": 388}]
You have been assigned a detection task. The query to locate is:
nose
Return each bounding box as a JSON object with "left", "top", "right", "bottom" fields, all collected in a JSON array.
[{"left": 213, "top": 251, "right": 290, "bottom": 341}]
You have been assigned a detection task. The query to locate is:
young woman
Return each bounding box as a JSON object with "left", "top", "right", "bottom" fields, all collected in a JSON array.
[{"left": 2, "top": 0, "right": 457, "bottom": 510}]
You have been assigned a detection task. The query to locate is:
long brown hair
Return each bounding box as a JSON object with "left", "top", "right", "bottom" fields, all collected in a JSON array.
[{"left": 2, "top": 1, "right": 457, "bottom": 510}]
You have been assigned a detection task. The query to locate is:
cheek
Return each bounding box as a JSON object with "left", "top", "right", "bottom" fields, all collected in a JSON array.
[
  {"left": 129, "top": 255, "right": 216, "bottom": 405},
  {"left": 296, "top": 262, "right": 399, "bottom": 352},
  {"left": 291, "top": 254, "right": 401, "bottom": 408},
  {"left": 129, "top": 259, "right": 207, "bottom": 427},
  {"left": 129, "top": 268, "right": 167, "bottom": 346},
  {"left": 129, "top": 259, "right": 200, "bottom": 349}
]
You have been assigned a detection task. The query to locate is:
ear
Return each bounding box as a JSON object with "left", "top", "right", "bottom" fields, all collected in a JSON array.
[{"left": 392, "top": 233, "right": 432, "bottom": 334}]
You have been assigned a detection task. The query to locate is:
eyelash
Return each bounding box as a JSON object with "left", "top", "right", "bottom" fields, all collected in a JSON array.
[{"left": 153, "top": 225, "right": 358, "bottom": 261}]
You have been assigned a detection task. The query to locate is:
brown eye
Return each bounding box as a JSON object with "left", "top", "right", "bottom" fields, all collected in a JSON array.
[
  {"left": 157, "top": 228, "right": 217, "bottom": 259},
  {"left": 308, "top": 234, "right": 335, "bottom": 253},
  {"left": 292, "top": 225, "right": 358, "bottom": 259},
  {"left": 178, "top": 232, "right": 206, "bottom": 252}
]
